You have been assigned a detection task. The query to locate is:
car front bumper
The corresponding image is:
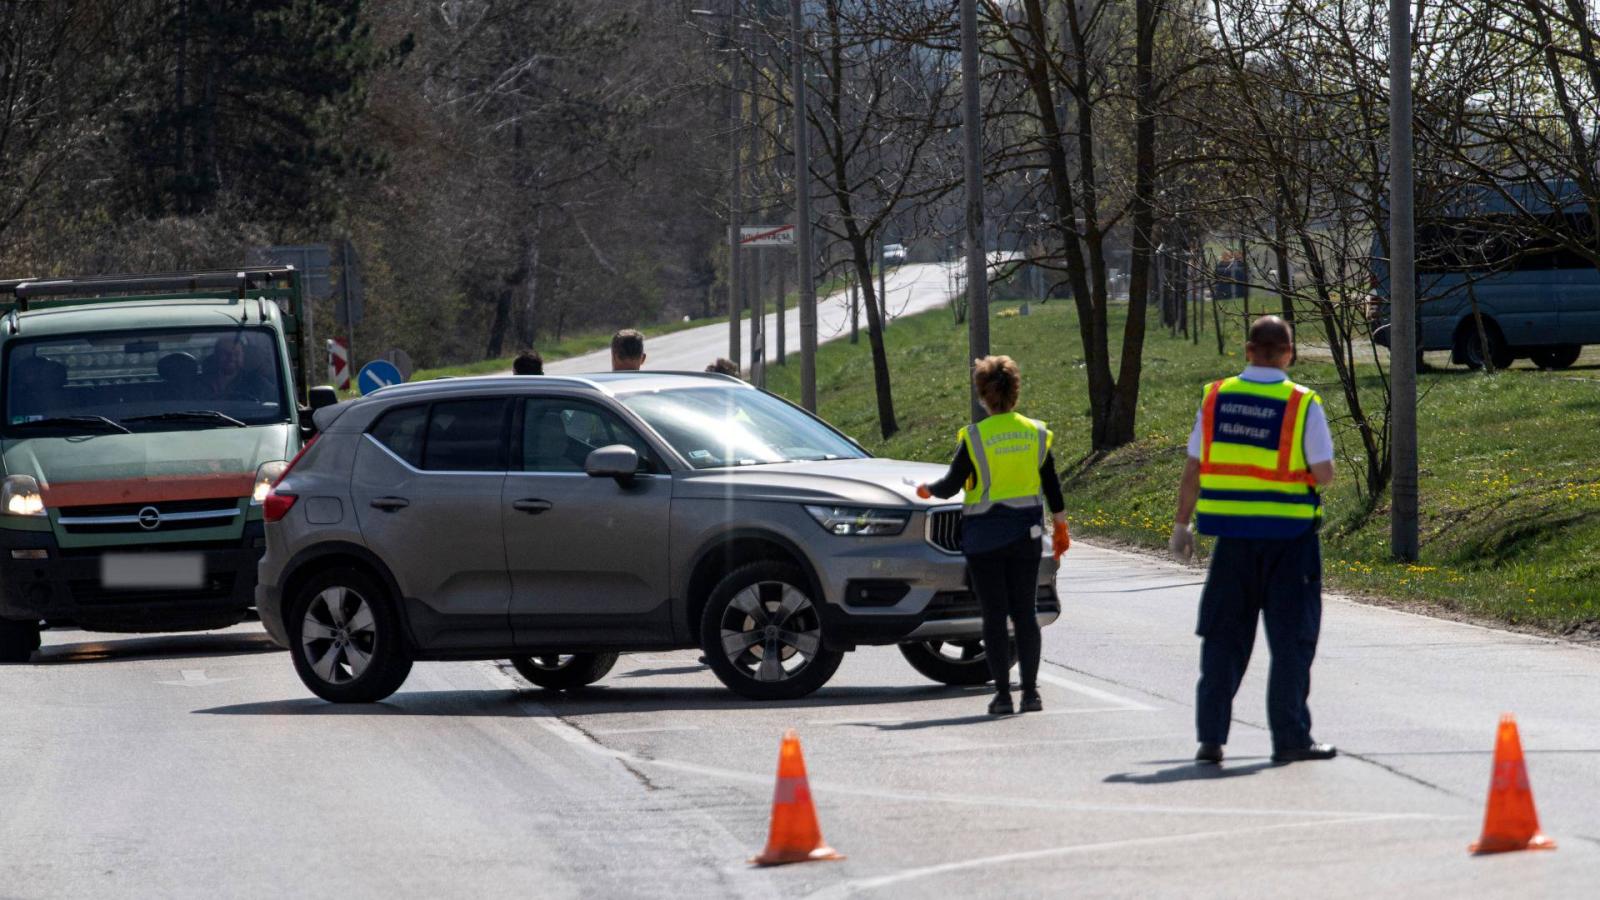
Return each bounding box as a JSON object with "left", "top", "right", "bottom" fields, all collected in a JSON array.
[{"left": 0, "top": 524, "right": 264, "bottom": 632}]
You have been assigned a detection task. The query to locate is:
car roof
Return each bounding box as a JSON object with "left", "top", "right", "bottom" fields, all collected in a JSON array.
[{"left": 363, "top": 370, "right": 749, "bottom": 401}]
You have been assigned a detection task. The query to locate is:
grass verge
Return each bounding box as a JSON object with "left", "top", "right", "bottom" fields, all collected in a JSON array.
[{"left": 765, "top": 298, "right": 1600, "bottom": 636}]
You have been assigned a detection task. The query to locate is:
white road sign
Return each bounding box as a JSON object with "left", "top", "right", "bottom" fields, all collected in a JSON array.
[{"left": 739, "top": 224, "right": 796, "bottom": 247}]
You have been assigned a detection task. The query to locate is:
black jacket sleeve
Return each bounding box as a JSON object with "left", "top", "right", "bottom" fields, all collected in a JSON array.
[
  {"left": 1041, "top": 452, "right": 1064, "bottom": 514},
  {"left": 926, "top": 442, "right": 973, "bottom": 499}
]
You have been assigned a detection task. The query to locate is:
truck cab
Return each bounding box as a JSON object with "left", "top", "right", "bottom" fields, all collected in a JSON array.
[{"left": 0, "top": 268, "right": 323, "bottom": 660}]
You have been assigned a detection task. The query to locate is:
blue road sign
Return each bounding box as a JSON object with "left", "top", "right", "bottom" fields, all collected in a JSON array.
[{"left": 357, "top": 359, "right": 405, "bottom": 395}]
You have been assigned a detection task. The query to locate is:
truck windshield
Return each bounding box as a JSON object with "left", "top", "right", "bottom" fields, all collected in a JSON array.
[
  {"left": 620, "top": 386, "right": 866, "bottom": 469},
  {"left": 3, "top": 327, "right": 289, "bottom": 435}
]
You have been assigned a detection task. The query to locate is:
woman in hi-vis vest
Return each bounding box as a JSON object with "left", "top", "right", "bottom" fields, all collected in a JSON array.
[{"left": 917, "top": 356, "right": 1070, "bottom": 716}]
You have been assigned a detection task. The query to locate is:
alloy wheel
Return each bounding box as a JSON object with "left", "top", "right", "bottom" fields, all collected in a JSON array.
[
  {"left": 300, "top": 585, "right": 378, "bottom": 685},
  {"left": 718, "top": 581, "right": 823, "bottom": 683}
]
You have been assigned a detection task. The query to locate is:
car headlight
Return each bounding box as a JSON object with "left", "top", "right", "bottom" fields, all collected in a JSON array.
[
  {"left": 2, "top": 474, "right": 45, "bottom": 517},
  {"left": 804, "top": 505, "right": 909, "bottom": 536},
  {"left": 252, "top": 460, "right": 289, "bottom": 505}
]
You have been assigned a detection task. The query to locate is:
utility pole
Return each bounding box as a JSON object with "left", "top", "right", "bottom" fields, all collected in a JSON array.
[
  {"left": 960, "top": 0, "right": 988, "bottom": 421},
  {"left": 792, "top": 0, "right": 816, "bottom": 410},
  {"left": 1389, "top": 0, "right": 1419, "bottom": 561},
  {"left": 726, "top": 0, "right": 743, "bottom": 370},
  {"left": 748, "top": 33, "right": 765, "bottom": 386}
]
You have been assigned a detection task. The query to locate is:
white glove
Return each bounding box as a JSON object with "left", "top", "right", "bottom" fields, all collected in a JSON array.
[{"left": 1169, "top": 522, "right": 1195, "bottom": 561}]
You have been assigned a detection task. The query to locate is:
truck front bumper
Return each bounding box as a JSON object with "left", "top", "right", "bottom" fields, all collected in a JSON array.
[{"left": 0, "top": 524, "right": 265, "bottom": 633}]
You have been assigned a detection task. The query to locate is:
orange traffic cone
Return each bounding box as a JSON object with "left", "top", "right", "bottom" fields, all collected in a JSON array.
[
  {"left": 1470, "top": 714, "right": 1557, "bottom": 854},
  {"left": 751, "top": 730, "right": 844, "bottom": 866}
]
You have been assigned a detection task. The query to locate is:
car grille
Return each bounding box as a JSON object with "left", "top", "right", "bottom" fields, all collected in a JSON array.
[
  {"left": 927, "top": 586, "right": 1059, "bottom": 621},
  {"left": 57, "top": 497, "right": 242, "bottom": 535},
  {"left": 926, "top": 507, "right": 963, "bottom": 554}
]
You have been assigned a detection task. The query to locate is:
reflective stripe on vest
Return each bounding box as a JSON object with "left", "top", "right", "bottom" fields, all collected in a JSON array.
[
  {"left": 960, "top": 412, "right": 1054, "bottom": 516},
  {"left": 1195, "top": 377, "right": 1321, "bottom": 539}
]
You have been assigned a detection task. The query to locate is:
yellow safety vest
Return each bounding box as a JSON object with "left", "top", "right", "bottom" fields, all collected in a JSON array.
[
  {"left": 959, "top": 411, "right": 1053, "bottom": 516},
  {"left": 1195, "top": 376, "right": 1321, "bottom": 539}
]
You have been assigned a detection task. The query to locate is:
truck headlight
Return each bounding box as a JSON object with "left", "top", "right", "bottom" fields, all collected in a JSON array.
[
  {"left": 804, "top": 505, "right": 909, "bottom": 536},
  {"left": 252, "top": 461, "right": 289, "bottom": 505},
  {"left": 2, "top": 474, "right": 45, "bottom": 517}
]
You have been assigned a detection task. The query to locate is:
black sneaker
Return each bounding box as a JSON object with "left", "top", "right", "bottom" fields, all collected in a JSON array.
[
  {"left": 987, "top": 692, "right": 1015, "bottom": 716},
  {"left": 1019, "top": 690, "right": 1043, "bottom": 713},
  {"left": 1272, "top": 742, "right": 1337, "bottom": 763},
  {"left": 1195, "top": 742, "right": 1224, "bottom": 764}
]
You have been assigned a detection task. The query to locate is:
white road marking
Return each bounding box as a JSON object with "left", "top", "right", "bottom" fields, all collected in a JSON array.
[
  {"left": 875, "top": 732, "right": 1197, "bottom": 758},
  {"left": 1034, "top": 669, "right": 1158, "bottom": 711},
  {"left": 589, "top": 725, "right": 705, "bottom": 736},
  {"left": 157, "top": 668, "right": 238, "bottom": 687},
  {"left": 803, "top": 706, "right": 1150, "bottom": 727},
  {"left": 473, "top": 661, "right": 1461, "bottom": 822},
  {"left": 800, "top": 814, "right": 1441, "bottom": 899}
]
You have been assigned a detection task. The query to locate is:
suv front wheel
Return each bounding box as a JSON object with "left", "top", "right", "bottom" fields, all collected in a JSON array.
[
  {"left": 0, "top": 617, "right": 41, "bottom": 663},
  {"left": 287, "top": 568, "right": 413, "bottom": 703},
  {"left": 899, "top": 638, "right": 1012, "bottom": 686},
  {"left": 700, "top": 561, "right": 843, "bottom": 701}
]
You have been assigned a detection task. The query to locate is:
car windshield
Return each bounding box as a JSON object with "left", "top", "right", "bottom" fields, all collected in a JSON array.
[
  {"left": 619, "top": 386, "right": 867, "bottom": 469},
  {"left": 3, "top": 326, "right": 289, "bottom": 435}
]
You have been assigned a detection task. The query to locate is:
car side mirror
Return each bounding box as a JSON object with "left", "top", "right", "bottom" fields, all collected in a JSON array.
[
  {"left": 308, "top": 385, "right": 339, "bottom": 411},
  {"left": 585, "top": 444, "right": 640, "bottom": 486}
]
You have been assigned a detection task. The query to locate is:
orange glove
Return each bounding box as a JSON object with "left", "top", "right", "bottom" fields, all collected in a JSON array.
[
  {"left": 1052, "top": 520, "right": 1071, "bottom": 560},
  {"left": 916, "top": 484, "right": 932, "bottom": 499}
]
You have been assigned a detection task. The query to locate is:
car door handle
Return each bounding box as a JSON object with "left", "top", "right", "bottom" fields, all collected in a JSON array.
[
  {"left": 370, "top": 496, "right": 410, "bottom": 512},
  {"left": 511, "top": 498, "right": 554, "bottom": 515}
]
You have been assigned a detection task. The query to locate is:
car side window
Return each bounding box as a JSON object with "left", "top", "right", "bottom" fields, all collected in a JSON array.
[
  {"left": 422, "top": 398, "right": 508, "bottom": 472},
  {"left": 368, "top": 404, "right": 427, "bottom": 467},
  {"left": 521, "top": 398, "right": 655, "bottom": 473}
]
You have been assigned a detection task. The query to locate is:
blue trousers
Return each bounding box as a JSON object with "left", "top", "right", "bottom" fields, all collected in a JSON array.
[{"left": 1195, "top": 530, "right": 1322, "bottom": 751}]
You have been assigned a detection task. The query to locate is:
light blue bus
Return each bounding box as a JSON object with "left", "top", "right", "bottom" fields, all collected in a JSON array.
[{"left": 1373, "top": 182, "right": 1600, "bottom": 370}]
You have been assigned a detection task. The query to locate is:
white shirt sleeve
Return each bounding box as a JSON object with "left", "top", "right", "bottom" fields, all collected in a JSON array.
[
  {"left": 1302, "top": 399, "right": 1335, "bottom": 465},
  {"left": 1186, "top": 404, "right": 1205, "bottom": 460}
]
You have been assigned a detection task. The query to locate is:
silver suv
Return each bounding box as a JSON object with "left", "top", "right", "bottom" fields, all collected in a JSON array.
[{"left": 256, "top": 373, "right": 1059, "bottom": 702}]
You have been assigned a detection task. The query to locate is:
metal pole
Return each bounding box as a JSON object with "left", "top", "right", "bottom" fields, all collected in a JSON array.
[
  {"left": 727, "top": 0, "right": 743, "bottom": 370},
  {"left": 793, "top": 0, "right": 816, "bottom": 410},
  {"left": 960, "top": 0, "right": 989, "bottom": 421},
  {"left": 1389, "top": 0, "right": 1419, "bottom": 561},
  {"left": 776, "top": 264, "right": 787, "bottom": 365},
  {"left": 878, "top": 235, "right": 887, "bottom": 325},
  {"left": 749, "top": 39, "right": 765, "bottom": 387}
]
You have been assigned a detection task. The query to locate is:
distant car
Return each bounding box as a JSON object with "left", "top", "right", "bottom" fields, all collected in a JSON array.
[
  {"left": 882, "top": 243, "right": 907, "bottom": 266},
  {"left": 256, "top": 373, "right": 1059, "bottom": 703}
]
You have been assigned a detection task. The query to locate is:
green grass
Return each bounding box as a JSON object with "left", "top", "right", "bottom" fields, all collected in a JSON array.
[{"left": 765, "top": 298, "right": 1600, "bottom": 636}]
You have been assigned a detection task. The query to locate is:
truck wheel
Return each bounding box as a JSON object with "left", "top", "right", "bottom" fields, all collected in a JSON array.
[
  {"left": 1531, "top": 345, "right": 1582, "bottom": 370},
  {"left": 899, "top": 638, "right": 1013, "bottom": 686},
  {"left": 1458, "top": 322, "right": 1513, "bottom": 371},
  {"left": 700, "top": 561, "right": 843, "bottom": 701},
  {"left": 0, "top": 617, "right": 41, "bottom": 663},
  {"left": 287, "top": 568, "right": 412, "bottom": 703},
  {"left": 510, "top": 652, "right": 620, "bottom": 690}
]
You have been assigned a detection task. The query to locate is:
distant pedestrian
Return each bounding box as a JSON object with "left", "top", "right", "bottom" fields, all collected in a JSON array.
[
  {"left": 706, "top": 358, "right": 739, "bottom": 377},
  {"left": 513, "top": 350, "right": 544, "bottom": 375},
  {"left": 1170, "top": 315, "right": 1337, "bottom": 765},
  {"left": 611, "top": 329, "right": 646, "bottom": 371},
  {"left": 917, "top": 355, "right": 1070, "bottom": 716}
]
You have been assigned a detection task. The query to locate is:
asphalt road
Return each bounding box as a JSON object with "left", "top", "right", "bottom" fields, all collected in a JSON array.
[
  {"left": 6, "top": 543, "right": 1597, "bottom": 898},
  {"left": 544, "top": 261, "right": 961, "bottom": 376}
]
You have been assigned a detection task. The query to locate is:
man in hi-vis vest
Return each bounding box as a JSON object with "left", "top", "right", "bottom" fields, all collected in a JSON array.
[{"left": 1170, "top": 316, "right": 1337, "bottom": 765}]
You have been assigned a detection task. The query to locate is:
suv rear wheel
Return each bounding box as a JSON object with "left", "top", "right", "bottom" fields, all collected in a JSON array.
[
  {"left": 700, "top": 561, "right": 843, "bottom": 700},
  {"left": 510, "top": 652, "right": 620, "bottom": 690},
  {"left": 288, "top": 568, "right": 413, "bottom": 703},
  {"left": 1531, "top": 345, "right": 1582, "bottom": 370},
  {"left": 0, "top": 617, "right": 41, "bottom": 663},
  {"left": 899, "top": 638, "right": 1012, "bottom": 686}
]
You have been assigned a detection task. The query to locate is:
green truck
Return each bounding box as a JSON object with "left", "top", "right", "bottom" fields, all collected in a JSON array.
[{"left": 0, "top": 268, "right": 335, "bottom": 661}]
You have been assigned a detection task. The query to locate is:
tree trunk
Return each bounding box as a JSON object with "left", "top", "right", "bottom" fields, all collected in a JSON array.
[{"left": 848, "top": 230, "right": 897, "bottom": 439}]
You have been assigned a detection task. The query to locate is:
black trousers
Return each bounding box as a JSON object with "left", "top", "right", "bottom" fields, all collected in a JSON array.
[
  {"left": 967, "top": 534, "right": 1043, "bottom": 692},
  {"left": 1195, "top": 530, "right": 1322, "bottom": 750}
]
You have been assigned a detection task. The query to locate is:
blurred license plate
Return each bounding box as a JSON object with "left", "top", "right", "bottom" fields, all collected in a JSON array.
[{"left": 101, "top": 554, "right": 204, "bottom": 590}]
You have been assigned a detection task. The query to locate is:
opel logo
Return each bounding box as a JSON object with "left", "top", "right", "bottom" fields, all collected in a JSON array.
[{"left": 137, "top": 506, "right": 162, "bottom": 531}]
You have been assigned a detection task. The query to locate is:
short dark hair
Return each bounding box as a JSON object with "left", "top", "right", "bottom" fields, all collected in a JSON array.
[
  {"left": 973, "top": 355, "right": 1021, "bottom": 413},
  {"left": 611, "top": 329, "right": 645, "bottom": 361},
  {"left": 1246, "top": 315, "right": 1294, "bottom": 355},
  {"left": 512, "top": 350, "right": 544, "bottom": 375},
  {"left": 706, "top": 358, "right": 739, "bottom": 377}
]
